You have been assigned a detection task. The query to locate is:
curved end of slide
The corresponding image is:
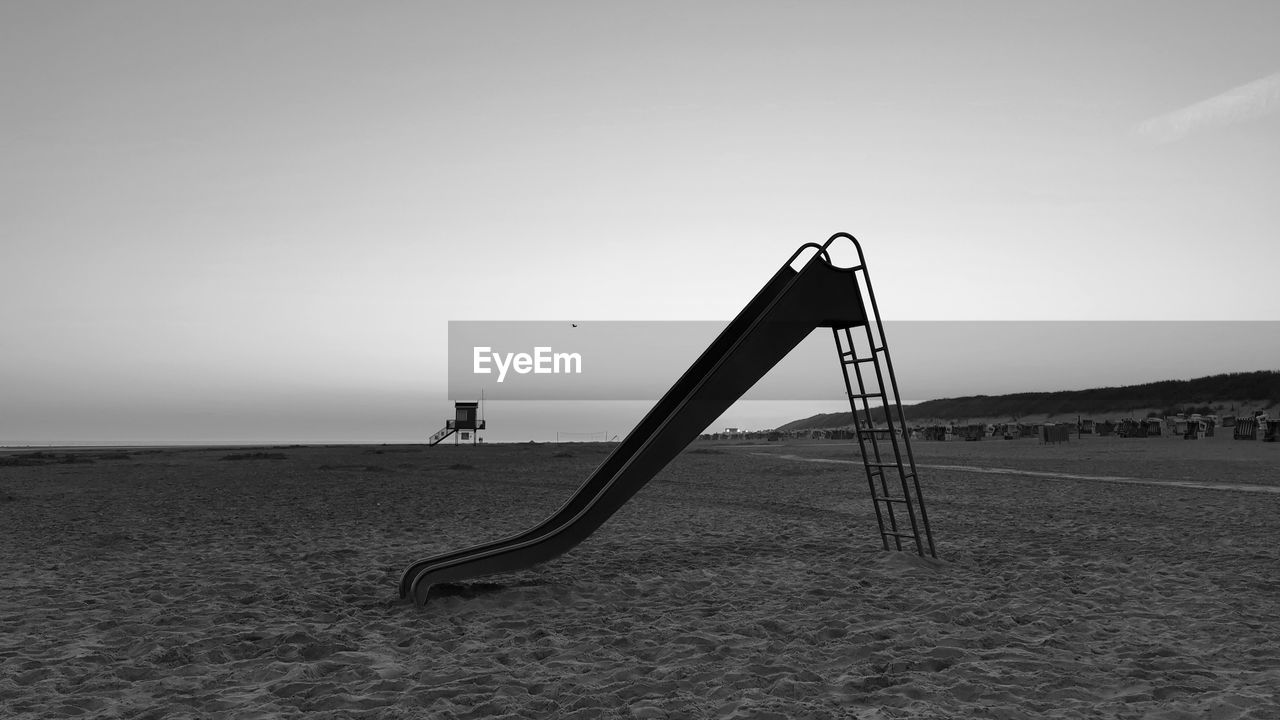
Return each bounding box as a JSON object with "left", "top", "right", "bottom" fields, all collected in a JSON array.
[
  {"left": 410, "top": 572, "right": 436, "bottom": 607},
  {"left": 398, "top": 562, "right": 424, "bottom": 599}
]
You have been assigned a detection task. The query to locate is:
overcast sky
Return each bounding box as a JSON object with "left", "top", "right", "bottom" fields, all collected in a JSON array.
[{"left": 3, "top": 2, "right": 1278, "bottom": 444}]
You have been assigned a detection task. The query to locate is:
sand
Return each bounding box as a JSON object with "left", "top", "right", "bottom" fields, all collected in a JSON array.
[{"left": 1, "top": 436, "right": 1279, "bottom": 719}]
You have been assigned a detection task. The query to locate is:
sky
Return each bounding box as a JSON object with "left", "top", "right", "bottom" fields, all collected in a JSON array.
[{"left": 3, "top": 2, "right": 1279, "bottom": 444}]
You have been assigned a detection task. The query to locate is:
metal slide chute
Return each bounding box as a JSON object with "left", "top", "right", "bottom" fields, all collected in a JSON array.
[{"left": 401, "top": 234, "right": 933, "bottom": 606}]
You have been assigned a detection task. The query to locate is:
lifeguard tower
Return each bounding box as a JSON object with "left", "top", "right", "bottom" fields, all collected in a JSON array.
[{"left": 429, "top": 401, "right": 486, "bottom": 446}]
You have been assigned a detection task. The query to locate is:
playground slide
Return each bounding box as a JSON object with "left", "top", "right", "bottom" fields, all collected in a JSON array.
[{"left": 401, "top": 243, "right": 870, "bottom": 606}]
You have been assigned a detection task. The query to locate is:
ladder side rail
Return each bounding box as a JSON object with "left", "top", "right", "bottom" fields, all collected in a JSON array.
[
  {"left": 851, "top": 307, "right": 914, "bottom": 552},
  {"left": 870, "top": 318, "right": 936, "bottom": 557},
  {"left": 853, "top": 264, "right": 936, "bottom": 557}
]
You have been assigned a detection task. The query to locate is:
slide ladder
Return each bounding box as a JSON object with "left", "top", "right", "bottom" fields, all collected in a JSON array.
[{"left": 833, "top": 251, "right": 936, "bottom": 558}]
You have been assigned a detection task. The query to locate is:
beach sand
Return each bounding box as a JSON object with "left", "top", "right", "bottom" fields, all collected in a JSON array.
[{"left": 2, "top": 436, "right": 1279, "bottom": 719}]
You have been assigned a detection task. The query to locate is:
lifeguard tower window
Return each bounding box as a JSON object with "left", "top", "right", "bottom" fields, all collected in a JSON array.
[{"left": 453, "top": 402, "right": 480, "bottom": 430}]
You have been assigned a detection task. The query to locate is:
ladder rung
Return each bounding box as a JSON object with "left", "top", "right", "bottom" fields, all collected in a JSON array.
[
  {"left": 858, "top": 427, "right": 895, "bottom": 433},
  {"left": 873, "top": 495, "right": 909, "bottom": 504},
  {"left": 848, "top": 392, "right": 884, "bottom": 400},
  {"left": 865, "top": 461, "right": 904, "bottom": 468},
  {"left": 864, "top": 467, "right": 916, "bottom": 480}
]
